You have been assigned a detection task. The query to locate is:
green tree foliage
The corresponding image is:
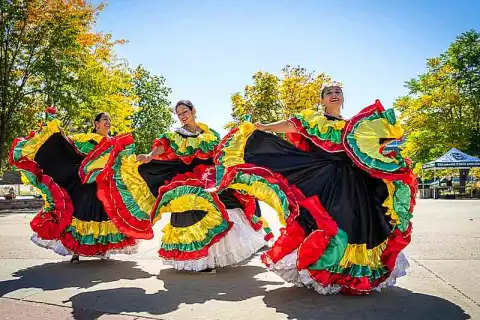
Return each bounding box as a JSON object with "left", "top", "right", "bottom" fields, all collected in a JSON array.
[
  {"left": 226, "top": 65, "right": 332, "bottom": 129},
  {"left": 395, "top": 30, "right": 480, "bottom": 181},
  {"left": 131, "top": 65, "right": 173, "bottom": 154},
  {"left": 0, "top": 1, "right": 136, "bottom": 171}
]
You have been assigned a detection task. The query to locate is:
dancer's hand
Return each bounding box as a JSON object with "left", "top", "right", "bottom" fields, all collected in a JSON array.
[
  {"left": 137, "top": 153, "right": 153, "bottom": 164},
  {"left": 254, "top": 123, "right": 267, "bottom": 131}
]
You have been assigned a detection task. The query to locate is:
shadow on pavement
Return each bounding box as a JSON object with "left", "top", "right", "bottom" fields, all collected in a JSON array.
[
  {"left": 67, "top": 265, "right": 280, "bottom": 319},
  {"left": 0, "top": 260, "right": 153, "bottom": 297},
  {"left": 263, "top": 286, "right": 471, "bottom": 320},
  {"left": 65, "top": 264, "right": 470, "bottom": 320}
]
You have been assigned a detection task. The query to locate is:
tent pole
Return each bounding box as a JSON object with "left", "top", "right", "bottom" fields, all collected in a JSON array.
[{"left": 433, "top": 169, "right": 436, "bottom": 200}]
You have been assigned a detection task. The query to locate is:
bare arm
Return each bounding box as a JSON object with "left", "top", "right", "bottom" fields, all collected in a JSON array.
[
  {"left": 255, "top": 120, "right": 298, "bottom": 133},
  {"left": 136, "top": 145, "right": 165, "bottom": 163}
]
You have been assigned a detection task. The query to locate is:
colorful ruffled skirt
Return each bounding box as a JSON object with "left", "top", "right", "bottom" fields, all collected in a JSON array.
[
  {"left": 92, "top": 134, "right": 269, "bottom": 270},
  {"left": 9, "top": 120, "right": 137, "bottom": 257},
  {"left": 214, "top": 101, "right": 416, "bottom": 294}
]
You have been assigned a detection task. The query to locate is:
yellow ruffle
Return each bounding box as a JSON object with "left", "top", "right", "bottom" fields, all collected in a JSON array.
[
  {"left": 70, "top": 217, "right": 120, "bottom": 237},
  {"left": 83, "top": 154, "right": 109, "bottom": 176},
  {"left": 20, "top": 172, "right": 51, "bottom": 210},
  {"left": 230, "top": 181, "right": 286, "bottom": 226},
  {"left": 159, "top": 194, "right": 224, "bottom": 244},
  {"left": 298, "top": 109, "right": 346, "bottom": 132},
  {"left": 353, "top": 118, "right": 403, "bottom": 165},
  {"left": 120, "top": 154, "right": 156, "bottom": 215},
  {"left": 221, "top": 122, "right": 257, "bottom": 168},
  {"left": 21, "top": 119, "right": 62, "bottom": 161},
  {"left": 383, "top": 180, "right": 400, "bottom": 225},
  {"left": 164, "top": 122, "right": 219, "bottom": 153},
  {"left": 69, "top": 133, "right": 104, "bottom": 144},
  {"left": 338, "top": 240, "right": 388, "bottom": 269}
]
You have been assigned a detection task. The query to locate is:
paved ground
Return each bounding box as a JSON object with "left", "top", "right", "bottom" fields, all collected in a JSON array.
[{"left": 0, "top": 200, "right": 479, "bottom": 320}]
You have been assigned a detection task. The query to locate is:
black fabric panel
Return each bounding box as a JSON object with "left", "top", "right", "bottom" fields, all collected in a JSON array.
[
  {"left": 138, "top": 158, "right": 213, "bottom": 197},
  {"left": 34, "top": 133, "right": 110, "bottom": 222},
  {"left": 218, "top": 189, "right": 243, "bottom": 209},
  {"left": 243, "top": 131, "right": 391, "bottom": 249},
  {"left": 170, "top": 210, "right": 208, "bottom": 227},
  {"left": 254, "top": 199, "right": 262, "bottom": 218}
]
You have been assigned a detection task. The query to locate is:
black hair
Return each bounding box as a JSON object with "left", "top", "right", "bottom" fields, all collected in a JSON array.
[
  {"left": 320, "top": 85, "right": 343, "bottom": 99},
  {"left": 92, "top": 112, "right": 107, "bottom": 133},
  {"left": 175, "top": 100, "right": 194, "bottom": 112}
]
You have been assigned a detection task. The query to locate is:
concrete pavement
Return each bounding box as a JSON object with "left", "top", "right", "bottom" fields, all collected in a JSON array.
[{"left": 0, "top": 200, "right": 479, "bottom": 319}]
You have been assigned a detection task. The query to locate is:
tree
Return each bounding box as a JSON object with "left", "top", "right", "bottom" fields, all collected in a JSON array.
[
  {"left": 0, "top": 1, "right": 135, "bottom": 171},
  {"left": 131, "top": 65, "right": 173, "bottom": 154},
  {"left": 395, "top": 30, "right": 480, "bottom": 189},
  {"left": 0, "top": 0, "right": 97, "bottom": 169},
  {"left": 227, "top": 65, "right": 332, "bottom": 129}
]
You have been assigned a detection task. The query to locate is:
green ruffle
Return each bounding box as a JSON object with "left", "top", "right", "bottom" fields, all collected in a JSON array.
[
  {"left": 308, "top": 228, "right": 388, "bottom": 281},
  {"left": 73, "top": 140, "right": 97, "bottom": 155},
  {"left": 112, "top": 145, "right": 151, "bottom": 221},
  {"left": 324, "top": 264, "right": 389, "bottom": 282},
  {"left": 292, "top": 113, "right": 343, "bottom": 145},
  {"left": 158, "top": 128, "right": 221, "bottom": 157},
  {"left": 20, "top": 170, "right": 55, "bottom": 212},
  {"left": 232, "top": 172, "right": 292, "bottom": 221},
  {"left": 81, "top": 145, "right": 113, "bottom": 183},
  {"left": 214, "top": 134, "right": 235, "bottom": 186},
  {"left": 393, "top": 181, "right": 413, "bottom": 232},
  {"left": 309, "top": 229, "right": 348, "bottom": 270},
  {"left": 157, "top": 185, "right": 220, "bottom": 213},
  {"left": 159, "top": 219, "right": 230, "bottom": 252},
  {"left": 12, "top": 140, "right": 28, "bottom": 162},
  {"left": 345, "top": 110, "right": 407, "bottom": 172},
  {"left": 65, "top": 226, "right": 126, "bottom": 245}
]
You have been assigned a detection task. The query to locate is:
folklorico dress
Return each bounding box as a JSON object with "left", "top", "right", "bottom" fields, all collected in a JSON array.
[
  {"left": 9, "top": 108, "right": 138, "bottom": 257},
  {"left": 86, "top": 123, "right": 272, "bottom": 270},
  {"left": 213, "top": 100, "right": 416, "bottom": 294}
]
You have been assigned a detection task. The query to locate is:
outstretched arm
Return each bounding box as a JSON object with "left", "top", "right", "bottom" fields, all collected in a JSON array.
[
  {"left": 136, "top": 145, "right": 165, "bottom": 164},
  {"left": 254, "top": 120, "right": 298, "bottom": 133}
]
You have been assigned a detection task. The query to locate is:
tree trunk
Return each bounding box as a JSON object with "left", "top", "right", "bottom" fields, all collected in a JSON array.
[
  {"left": 459, "top": 168, "right": 470, "bottom": 194},
  {"left": 0, "top": 116, "right": 8, "bottom": 172}
]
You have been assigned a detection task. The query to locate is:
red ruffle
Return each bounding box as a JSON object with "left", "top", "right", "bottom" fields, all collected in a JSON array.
[
  {"left": 96, "top": 134, "right": 154, "bottom": 240},
  {"left": 262, "top": 221, "right": 306, "bottom": 266},
  {"left": 342, "top": 100, "right": 417, "bottom": 185},
  {"left": 152, "top": 137, "right": 216, "bottom": 165},
  {"left": 78, "top": 136, "right": 112, "bottom": 183},
  {"left": 155, "top": 175, "right": 233, "bottom": 260},
  {"left": 216, "top": 164, "right": 300, "bottom": 225},
  {"left": 289, "top": 118, "right": 344, "bottom": 153},
  {"left": 9, "top": 137, "right": 74, "bottom": 240},
  {"left": 60, "top": 231, "right": 137, "bottom": 257},
  {"left": 285, "top": 132, "right": 311, "bottom": 152}
]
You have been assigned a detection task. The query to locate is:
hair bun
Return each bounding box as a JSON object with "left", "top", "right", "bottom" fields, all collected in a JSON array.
[{"left": 175, "top": 100, "right": 194, "bottom": 110}]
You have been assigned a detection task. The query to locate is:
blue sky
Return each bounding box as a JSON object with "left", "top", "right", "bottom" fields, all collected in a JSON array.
[{"left": 94, "top": 0, "right": 480, "bottom": 135}]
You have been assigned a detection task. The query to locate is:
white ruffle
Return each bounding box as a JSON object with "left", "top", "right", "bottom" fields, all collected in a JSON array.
[
  {"left": 162, "top": 208, "right": 266, "bottom": 271},
  {"left": 266, "top": 248, "right": 409, "bottom": 295},
  {"left": 373, "top": 251, "right": 410, "bottom": 291},
  {"left": 30, "top": 233, "right": 139, "bottom": 258},
  {"left": 31, "top": 233, "right": 70, "bottom": 256}
]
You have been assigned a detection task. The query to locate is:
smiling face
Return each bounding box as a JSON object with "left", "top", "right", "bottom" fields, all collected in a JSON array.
[
  {"left": 321, "top": 86, "right": 344, "bottom": 114},
  {"left": 94, "top": 113, "right": 111, "bottom": 137},
  {"left": 175, "top": 104, "right": 195, "bottom": 127}
]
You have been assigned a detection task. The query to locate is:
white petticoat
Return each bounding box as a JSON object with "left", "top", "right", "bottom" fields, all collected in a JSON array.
[
  {"left": 161, "top": 208, "right": 266, "bottom": 271},
  {"left": 266, "top": 248, "right": 410, "bottom": 295},
  {"left": 30, "top": 233, "right": 138, "bottom": 258}
]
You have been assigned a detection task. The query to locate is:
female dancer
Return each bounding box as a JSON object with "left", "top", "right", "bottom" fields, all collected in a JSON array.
[
  {"left": 93, "top": 100, "right": 271, "bottom": 273},
  {"left": 9, "top": 109, "right": 138, "bottom": 263},
  {"left": 213, "top": 84, "right": 416, "bottom": 294}
]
